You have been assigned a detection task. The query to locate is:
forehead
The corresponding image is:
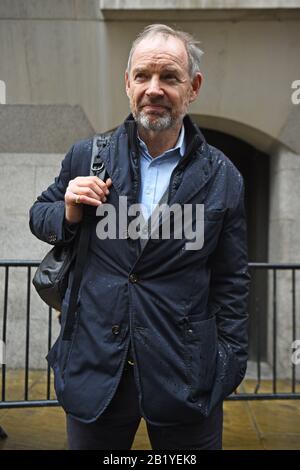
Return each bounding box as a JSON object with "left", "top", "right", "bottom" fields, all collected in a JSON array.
[{"left": 130, "top": 35, "right": 189, "bottom": 72}]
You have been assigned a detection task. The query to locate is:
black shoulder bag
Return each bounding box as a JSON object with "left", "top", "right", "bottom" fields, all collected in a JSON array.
[{"left": 32, "top": 134, "right": 111, "bottom": 326}]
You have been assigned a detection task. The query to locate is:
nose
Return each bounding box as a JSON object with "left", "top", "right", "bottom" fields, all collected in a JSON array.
[{"left": 145, "top": 76, "right": 164, "bottom": 98}]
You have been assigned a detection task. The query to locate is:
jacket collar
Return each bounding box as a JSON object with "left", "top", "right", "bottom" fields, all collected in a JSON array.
[
  {"left": 100, "top": 113, "right": 213, "bottom": 206},
  {"left": 124, "top": 113, "right": 205, "bottom": 157}
]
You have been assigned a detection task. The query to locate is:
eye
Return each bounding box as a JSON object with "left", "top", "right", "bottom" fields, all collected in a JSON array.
[
  {"left": 162, "top": 74, "right": 178, "bottom": 82},
  {"left": 134, "top": 73, "right": 147, "bottom": 81}
]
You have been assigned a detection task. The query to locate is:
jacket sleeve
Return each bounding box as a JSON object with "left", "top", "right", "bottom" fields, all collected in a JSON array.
[
  {"left": 208, "top": 176, "right": 250, "bottom": 389},
  {"left": 29, "top": 144, "right": 80, "bottom": 246}
]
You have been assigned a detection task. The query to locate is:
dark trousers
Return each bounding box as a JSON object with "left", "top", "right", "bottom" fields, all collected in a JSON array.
[{"left": 66, "top": 364, "right": 223, "bottom": 450}]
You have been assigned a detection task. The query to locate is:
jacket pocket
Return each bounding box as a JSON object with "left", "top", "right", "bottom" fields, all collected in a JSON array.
[
  {"left": 203, "top": 339, "right": 241, "bottom": 416},
  {"left": 181, "top": 315, "right": 218, "bottom": 399},
  {"left": 216, "top": 339, "right": 241, "bottom": 388}
]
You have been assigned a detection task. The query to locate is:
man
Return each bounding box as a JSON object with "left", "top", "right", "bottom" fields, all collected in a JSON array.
[{"left": 29, "top": 24, "right": 250, "bottom": 450}]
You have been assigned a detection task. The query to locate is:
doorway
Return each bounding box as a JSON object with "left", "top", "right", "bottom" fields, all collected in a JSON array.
[{"left": 201, "top": 128, "right": 270, "bottom": 360}]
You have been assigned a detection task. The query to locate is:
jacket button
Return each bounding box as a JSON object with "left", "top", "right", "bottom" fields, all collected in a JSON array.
[
  {"left": 111, "top": 324, "right": 120, "bottom": 335},
  {"left": 129, "top": 273, "right": 138, "bottom": 283}
]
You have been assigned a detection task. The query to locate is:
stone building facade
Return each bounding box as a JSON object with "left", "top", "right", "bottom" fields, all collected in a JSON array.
[{"left": 0, "top": 0, "right": 300, "bottom": 376}]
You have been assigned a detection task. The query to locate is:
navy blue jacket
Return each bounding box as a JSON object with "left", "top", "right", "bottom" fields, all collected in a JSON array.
[{"left": 29, "top": 114, "right": 250, "bottom": 425}]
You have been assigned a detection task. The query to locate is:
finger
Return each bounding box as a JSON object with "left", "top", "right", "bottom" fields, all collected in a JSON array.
[
  {"left": 65, "top": 189, "right": 78, "bottom": 206},
  {"left": 71, "top": 176, "right": 111, "bottom": 196},
  {"left": 94, "top": 177, "right": 112, "bottom": 195},
  {"left": 84, "top": 177, "right": 111, "bottom": 197},
  {"left": 65, "top": 190, "right": 102, "bottom": 207},
  {"left": 75, "top": 179, "right": 106, "bottom": 198},
  {"left": 72, "top": 184, "right": 106, "bottom": 201},
  {"left": 93, "top": 179, "right": 111, "bottom": 196},
  {"left": 74, "top": 194, "right": 103, "bottom": 207}
]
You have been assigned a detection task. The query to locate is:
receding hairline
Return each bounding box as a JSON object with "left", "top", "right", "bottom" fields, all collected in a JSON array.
[
  {"left": 129, "top": 34, "right": 189, "bottom": 71},
  {"left": 126, "top": 24, "right": 204, "bottom": 79}
]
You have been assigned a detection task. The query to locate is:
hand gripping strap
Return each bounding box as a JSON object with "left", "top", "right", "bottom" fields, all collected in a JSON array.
[{"left": 62, "top": 134, "right": 111, "bottom": 341}]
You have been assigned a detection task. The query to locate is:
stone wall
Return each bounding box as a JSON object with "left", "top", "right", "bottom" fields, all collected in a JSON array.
[{"left": 0, "top": 105, "right": 94, "bottom": 368}]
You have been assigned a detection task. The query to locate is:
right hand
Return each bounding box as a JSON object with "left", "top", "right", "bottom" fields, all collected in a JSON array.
[{"left": 65, "top": 176, "right": 112, "bottom": 224}]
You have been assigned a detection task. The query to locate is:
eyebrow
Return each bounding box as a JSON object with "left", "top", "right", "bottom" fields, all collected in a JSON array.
[
  {"left": 132, "top": 68, "right": 147, "bottom": 74},
  {"left": 132, "top": 67, "right": 180, "bottom": 75},
  {"left": 161, "top": 68, "right": 180, "bottom": 74}
]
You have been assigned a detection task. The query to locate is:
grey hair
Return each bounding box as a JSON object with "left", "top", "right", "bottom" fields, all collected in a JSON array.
[{"left": 126, "top": 24, "right": 204, "bottom": 79}]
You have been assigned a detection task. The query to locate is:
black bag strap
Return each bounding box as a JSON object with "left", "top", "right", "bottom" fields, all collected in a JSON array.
[
  {"left": 91, "top": 133, "right": 111, "bottom": 177},
  {"left": 62, "top": 134, "right": 110, "bottom": 341}
]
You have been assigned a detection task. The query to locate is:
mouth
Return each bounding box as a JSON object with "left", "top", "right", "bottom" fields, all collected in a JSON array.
[{"left": 142, "top": 104, "right": 169, "bottom": 113}]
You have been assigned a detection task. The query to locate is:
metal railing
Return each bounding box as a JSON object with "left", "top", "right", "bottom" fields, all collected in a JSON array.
[
  {"left": 0, "top": 260, "right": 299, "bottom": 413},
  {"left": 0, "top": 260, "right": 58, "bottom": 410},
  {"left": 230, "top": 263, "right": 300, "bottom": 401}
]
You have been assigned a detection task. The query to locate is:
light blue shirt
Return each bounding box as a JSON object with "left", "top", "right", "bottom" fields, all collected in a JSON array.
[{"left": 138, "top": 125, "right": 186, "bottom": 220}]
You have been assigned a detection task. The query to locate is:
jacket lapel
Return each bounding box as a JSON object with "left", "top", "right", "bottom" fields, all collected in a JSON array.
[
  {"left": 169, "top": 143, "right": 212, "bottom": 207},
  {"left": 98, "top": 115, "right": 214, "bottom": 257}
]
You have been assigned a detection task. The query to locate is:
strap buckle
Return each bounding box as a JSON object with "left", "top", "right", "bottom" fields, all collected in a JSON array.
[{"left": 91, "top": 158, "right": 105, "bottom": 175}]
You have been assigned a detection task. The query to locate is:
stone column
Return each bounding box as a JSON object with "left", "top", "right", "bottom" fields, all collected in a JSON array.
[{"left": 268, "top": 145, "right": 300, "bottom": 380}]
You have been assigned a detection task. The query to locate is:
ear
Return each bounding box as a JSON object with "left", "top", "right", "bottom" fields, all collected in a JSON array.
[
  {"left": 189, "top": 73, "right": 203, "bottom": 104},
  {"left": 125, "top": 70, "right": 130, "bottom": 97}
]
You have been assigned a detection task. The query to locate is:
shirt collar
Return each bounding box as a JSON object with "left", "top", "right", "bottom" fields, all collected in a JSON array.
[{"left": 137, "top": 125, "right": 186, "bottom": 159}]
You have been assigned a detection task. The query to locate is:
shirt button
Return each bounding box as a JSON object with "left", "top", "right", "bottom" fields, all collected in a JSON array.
[
  {"left": 129, "top": 273, "right": 138, "bottom": 283},
  {"left": 111, "top": 324, "right": 120, "bottom": 335}
]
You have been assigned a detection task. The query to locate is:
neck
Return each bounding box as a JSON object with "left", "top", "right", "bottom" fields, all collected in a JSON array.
[{"left": 138, "top": 123, "right": 182, "bottom": 158}]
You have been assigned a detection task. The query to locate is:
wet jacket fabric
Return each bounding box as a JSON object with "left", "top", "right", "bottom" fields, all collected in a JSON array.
[{"left": 29, "top": 114, "right": 250, "bottom": 425}]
